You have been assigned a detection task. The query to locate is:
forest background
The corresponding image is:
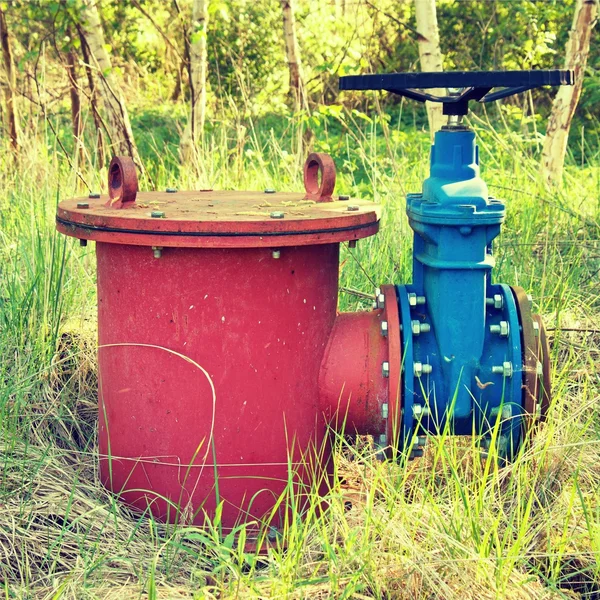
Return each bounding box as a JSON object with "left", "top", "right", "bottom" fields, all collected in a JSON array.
[{"left": 1, "top": 0, "right": 600, "bottom": 599}]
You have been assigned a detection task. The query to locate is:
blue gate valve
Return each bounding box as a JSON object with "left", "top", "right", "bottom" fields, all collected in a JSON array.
[{"left": 340, "top": 71, "right": 573, "bottom": 459}]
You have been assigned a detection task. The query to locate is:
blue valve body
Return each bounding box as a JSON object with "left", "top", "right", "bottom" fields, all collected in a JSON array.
[{"left": 397, "top": 129, "right": 524, "bottom": 458}]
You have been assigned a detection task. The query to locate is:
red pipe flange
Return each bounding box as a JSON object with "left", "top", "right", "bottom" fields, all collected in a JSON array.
[{"left": 380, "top": 284, "right": 402, "bottom": 456}]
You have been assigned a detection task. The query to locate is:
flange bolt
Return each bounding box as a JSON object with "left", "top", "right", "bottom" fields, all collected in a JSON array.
[
  {"left": 485, "top": 294, "right": 504, "bottom": 310},
  {"left": 347, "top": 205, "right": 360, "bottom": 212},
  {"left": 490, "top": 404, "right": 513, "bottom": 419},
  {"left": 532, "top": 321, "right": 540, "bottom": 337},
  {"left": 408, "top": 293, "right": 426, "bottom": 307},
  {"left": 490, "top": 321, "right": 510, "bottom": 337},
  {"left": 381, "top": 321, "right": 389, "bottom": 337},
  {"left": 272, "top": 250, "right": 281, "bottom": 259},
  {"left": 492, "top": 362, "right": 513, "bottom": 377},
  {"left": 270, "top": 211, "right": 285, "bottom": 219},
  {"left": 377, "top": 293, "right": 385, "bottom": 309},
  {"left": 409, "top": 448, "right": 425, "bottom": 459},
  {"left": 88, "top": 192, "right": 101, "bottom": 199},
  {"left": 264, "top": 188, "right": 276, "bottom": 194},
  {"left": 166, "top": 187, "right": 178, "bottom": 193},
  {"left": 338, "top": 194, "right": 350, "bottom": 201},
  {"left": 413, "top": 362, "right": 432, "bottom": 377},
  {"left": 411, "top": 320, "right": 431, "bottom": 336},
  {"left": 412, "top": 404, "right": 430, "bottom": 417},
  {"left": 382, "top": 361, "right": 390, "bottom": 378},
  {"left": 152, "top": 246, "right": 162, "bottom": 259},
  {"left": 151, "top": 211, "right": 165, "bottom": 218},
  {"left": 77, "top": 202, "right": 90, "bottom": 209}
]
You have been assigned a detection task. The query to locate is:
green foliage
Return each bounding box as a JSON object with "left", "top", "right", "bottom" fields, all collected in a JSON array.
[{"left": 2, "top": 0, "right": 598, "bottom": 148}]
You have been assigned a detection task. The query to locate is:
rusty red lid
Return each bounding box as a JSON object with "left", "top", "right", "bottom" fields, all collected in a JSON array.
[{"left": 56, "top": 154, "right": 381, "bottom": 248}]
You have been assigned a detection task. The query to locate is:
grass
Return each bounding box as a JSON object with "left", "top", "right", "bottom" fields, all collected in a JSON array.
[{"left": 1, "top": 106, "right": 600, "bottom": 599}]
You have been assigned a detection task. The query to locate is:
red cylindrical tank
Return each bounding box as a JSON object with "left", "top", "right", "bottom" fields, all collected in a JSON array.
[
  {"left": 96, "top": 242, "right": 339, "bottom": 530},
  {"left": 56, "top": 158, "right": 394, "bottom": 536}
]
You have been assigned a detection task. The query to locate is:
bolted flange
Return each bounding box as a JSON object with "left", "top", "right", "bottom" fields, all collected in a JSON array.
[
  {"left": 408, "top": 292, "right": 426, "bottom": 307},
  {"left": 486, "top": 294, "right": 504, "bottom": 310},
  {"left": 382, "top": 361, "right": 390, "bottom": 378},
  {"left": 490, "top": 321, "right": 510, "bottom": 337},
  {"left": 490, "top": 404, "right": 512, "bottom": 420},
  {"left": 411, "top": 320, "right": 431, "bottom": 336},
  {"left": 413, "top": 362, "right": 432, "bottom": 377},
  {"left": 491, "top": 361, "right": 513, "bottom": 377},
  {"left": 412, "top": 404, "right": 430, "bottom": 418}
]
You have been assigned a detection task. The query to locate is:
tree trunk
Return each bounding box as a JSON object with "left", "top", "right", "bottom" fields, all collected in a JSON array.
[
  {"left": 280, "top": 0, "right": 306, "bottom": 112},
  {"left": 65, "top": 34, "right": 85, "bottom": 166},
  {"left": 180, "top": 0, "right": 209, "bottom": 163},
  {"left": 541, "top": 0, "right": 598, "bottom": 184},
  {"left": 78, "top": 26, "right": 106, "bottom": 167},
  {"left": 0, "top": 6, "right": 20, "bottom": 153},
  {"left": 78, "top": 0, "right": 143, "bottom": 172},
  {"left": 414, "top": 0, "right": 445, "bottom": 135}
]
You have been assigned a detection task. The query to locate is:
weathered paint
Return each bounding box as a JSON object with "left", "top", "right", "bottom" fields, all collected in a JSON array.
[
  {"left": 96, "top": 242, "right": 343, "bottom": 531},
  {"left": 56, "top": 190, "right": 380, "bottom": 249}
]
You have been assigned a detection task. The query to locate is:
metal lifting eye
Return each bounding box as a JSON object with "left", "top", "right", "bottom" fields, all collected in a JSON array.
[
  {"left": 303, "top": 152, "right": 336, "bottom": 202},
  {"left": 107, "top": 155, "right": 138, "bottom": 209}
]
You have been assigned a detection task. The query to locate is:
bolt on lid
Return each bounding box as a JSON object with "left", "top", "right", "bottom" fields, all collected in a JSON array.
[{"left": 56, "top": 154, "right": 381, "bottom": 248}]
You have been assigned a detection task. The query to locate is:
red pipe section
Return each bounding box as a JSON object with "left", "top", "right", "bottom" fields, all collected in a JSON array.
[{"left": 319, "top": 311, "right": 389, "bottom": 435}]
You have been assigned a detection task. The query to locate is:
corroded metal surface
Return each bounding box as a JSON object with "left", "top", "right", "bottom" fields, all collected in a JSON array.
[
  {"left": 511, "top": 286, "right": 551, "bottom": 430},
  {"left": 533, "top": 313, "right": 552, "bottom": 422}
]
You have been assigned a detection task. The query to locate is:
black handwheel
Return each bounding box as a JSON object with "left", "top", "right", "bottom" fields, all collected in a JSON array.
[{"left": 339, "top": 70, "right": 574, "bottom": 115}]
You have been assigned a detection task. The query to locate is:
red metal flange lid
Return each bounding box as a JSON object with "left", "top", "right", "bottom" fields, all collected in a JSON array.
[{"left": 56, "top": 154, "right": 381, "bottom": 248}]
